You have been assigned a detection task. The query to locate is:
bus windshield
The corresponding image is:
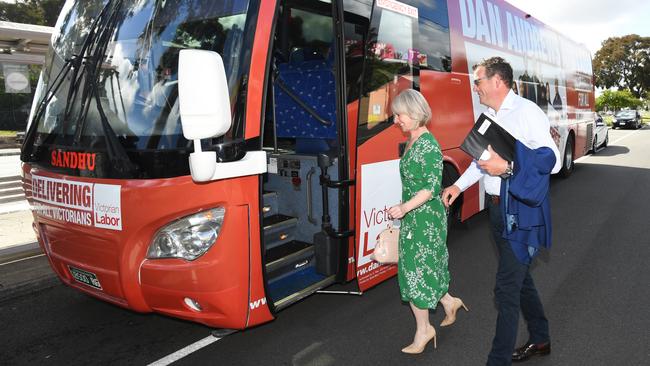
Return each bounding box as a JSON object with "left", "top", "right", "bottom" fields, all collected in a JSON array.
[{"left": 24, "top": 0, "right": 253, "bottom": 178}]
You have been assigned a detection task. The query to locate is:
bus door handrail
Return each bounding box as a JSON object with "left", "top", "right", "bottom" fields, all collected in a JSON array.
[{"left": 306, "top": 167, "right": 317, "bottom": 224}]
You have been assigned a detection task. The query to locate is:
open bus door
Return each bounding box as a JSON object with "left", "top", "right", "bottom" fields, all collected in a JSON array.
[
  {"left": 349, "top": 1, "right": 420, "bottom": 291},
  {"left": 259, "top": 0, "right": 355, "bottom": 312}
]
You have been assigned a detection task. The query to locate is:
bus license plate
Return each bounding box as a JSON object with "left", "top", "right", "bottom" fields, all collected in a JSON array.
[{"left": 68, "top": 266, "right": 102, "bottom": 290}]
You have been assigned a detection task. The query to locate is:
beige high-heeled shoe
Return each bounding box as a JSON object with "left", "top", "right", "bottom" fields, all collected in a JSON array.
[
  {"left": 440, "top": 297, "right": 469, "bottom": 327},
  {"left": 401, "top": 327, "right": 437, "bottom": 354}
]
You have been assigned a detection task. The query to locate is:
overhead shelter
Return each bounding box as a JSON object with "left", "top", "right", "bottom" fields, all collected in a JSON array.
[{"left": 0, "top": 21, "right": 53, "bottom": 65}]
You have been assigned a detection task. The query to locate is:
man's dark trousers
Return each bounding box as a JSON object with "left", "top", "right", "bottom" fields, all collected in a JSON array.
[{"left": 485, "top": 196, "right": 549, "bottom": 366}]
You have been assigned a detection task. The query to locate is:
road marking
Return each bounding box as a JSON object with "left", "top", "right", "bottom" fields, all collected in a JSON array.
[
  {"left": 147, "top": 335, "right": 222, "bottom": 366},
  {"left": 0, "top": 253, "right": 45, "bottom": 266},
  {"left": 575, "top": 129, "right": 640, "bottom": 163},
  {"left": 609, "top": 130, "right": 639, "bottom": 146}
]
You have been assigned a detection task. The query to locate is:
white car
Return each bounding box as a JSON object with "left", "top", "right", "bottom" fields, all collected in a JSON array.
[{"left": 592, "top": 114, "right": 609, "bottom": 153}]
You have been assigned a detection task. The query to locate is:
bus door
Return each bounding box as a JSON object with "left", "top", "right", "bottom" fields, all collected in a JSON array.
[
  {"left": 350, "top": 0, "right": 421, "bottom": 291},
  {"left": 346, "top": 0, "right": 455, "bottom": 291},
  {"left": 260, "top": 0, "right": 349, "bottom": 310}
]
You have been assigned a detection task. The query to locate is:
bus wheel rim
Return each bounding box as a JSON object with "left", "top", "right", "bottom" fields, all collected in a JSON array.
[{"left": 565, "top": 143, "right": 573, "bottom": 169}]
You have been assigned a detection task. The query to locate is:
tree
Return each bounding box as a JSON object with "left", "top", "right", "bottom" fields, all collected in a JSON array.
[
  {"left": 40, "top": 0, "right": 66, "bottom": 26},
  {"left": 596, "top": 89, "right": 643, "bottom": 112},
  {"left": 0, "top": 0, "right": 65, "bottom": 26},
  {"left": 593, "top": 35, "right": 650, "bottom": 99}
]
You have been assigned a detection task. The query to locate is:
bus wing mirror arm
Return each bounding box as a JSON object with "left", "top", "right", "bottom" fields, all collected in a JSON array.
[{"left": 178, "top": 49, "right": 232, "bottom": 182}]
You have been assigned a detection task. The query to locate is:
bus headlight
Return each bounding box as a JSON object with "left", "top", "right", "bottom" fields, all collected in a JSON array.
[{"left": 147, "top": 208, "right": 225, "bottom": 261}]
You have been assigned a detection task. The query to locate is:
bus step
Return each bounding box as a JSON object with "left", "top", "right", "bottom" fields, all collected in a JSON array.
[
  {"left": 262, "top": 191, "right": 279, "bottom": 218},
  {"left": 267, "top": 243, "right": 315, "bottom": 282},
  {"left": 263, "top": 214, "right": 298, "bottom": 250},
  {"left": 267, "top": 265, "right": 328, "bottom": 306},
  {"left": 266, "top": 240, "right": 313, "bottom": 274}
]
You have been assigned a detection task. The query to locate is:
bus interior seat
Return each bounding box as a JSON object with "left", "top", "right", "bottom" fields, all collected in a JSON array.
[{"left": 273, "top": 47, "right": 336, "bottom": 153}]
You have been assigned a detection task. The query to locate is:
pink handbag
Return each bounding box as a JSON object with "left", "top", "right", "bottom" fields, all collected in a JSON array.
[{"left": 371, "top": 223, "right": 399, "bottom": 264}]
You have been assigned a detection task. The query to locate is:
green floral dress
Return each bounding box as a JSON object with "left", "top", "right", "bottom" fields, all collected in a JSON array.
[{"left": 398, "top": 132, "right": 450, "bottom": 309}]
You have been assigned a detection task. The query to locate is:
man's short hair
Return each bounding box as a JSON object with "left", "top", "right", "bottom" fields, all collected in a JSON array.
[{"left": 473, "top": 57, "right": 513, "bottom": 88}]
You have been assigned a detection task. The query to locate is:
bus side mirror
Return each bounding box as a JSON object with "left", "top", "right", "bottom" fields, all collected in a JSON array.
[{"left": 178, "top": 49, "right": 232, "bottom": 181}]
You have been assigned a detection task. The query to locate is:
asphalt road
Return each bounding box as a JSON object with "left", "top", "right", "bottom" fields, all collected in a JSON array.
[{"left": 2, "top": 127, "right": 649, "bottom": 365}]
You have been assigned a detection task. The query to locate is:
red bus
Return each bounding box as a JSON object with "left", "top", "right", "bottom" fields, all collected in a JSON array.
[{"left": 22, "top": 0, "right": 594, "bottom": 329}]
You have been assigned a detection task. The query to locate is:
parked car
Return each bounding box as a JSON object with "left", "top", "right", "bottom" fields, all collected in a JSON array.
[
  {"left": 592, "top": 114, "right": 609, "bottom": 153},
  {"left": 612, "top": 110, "right": 642, "bottom": 129}
]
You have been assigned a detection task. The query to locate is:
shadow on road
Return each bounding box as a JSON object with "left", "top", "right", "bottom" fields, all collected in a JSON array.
[{"left": 590, "top": 145, "right": 630, "bottom": 157}]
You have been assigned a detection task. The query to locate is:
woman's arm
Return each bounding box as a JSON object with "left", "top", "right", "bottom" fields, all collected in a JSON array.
[{"left": 388, "top": 189, "right": 432, "bottom": 219}]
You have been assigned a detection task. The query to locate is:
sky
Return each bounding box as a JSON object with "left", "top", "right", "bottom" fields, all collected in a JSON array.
[{"left": 506, "top": 0, "right": 650, "bottom": 55}]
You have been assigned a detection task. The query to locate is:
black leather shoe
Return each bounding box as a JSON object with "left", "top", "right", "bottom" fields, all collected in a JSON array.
[{"left": 512, "top": 342, "right": 551, "bottom": 362}]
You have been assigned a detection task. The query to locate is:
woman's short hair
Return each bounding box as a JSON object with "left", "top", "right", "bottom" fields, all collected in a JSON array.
[{"left": 391, "top": 89, "right": 432, "bottom": 127}]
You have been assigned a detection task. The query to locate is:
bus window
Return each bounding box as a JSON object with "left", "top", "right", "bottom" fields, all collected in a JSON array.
[
  {"left": 357, "top": 0, "right": 418, "bottom": 143},
  {"left": 342, "top": 1, "right": 371, "bottom": 104},
  {"left": 268, "top": 1, "right": 337, "bottom": 152},
  {"left": 275, "top": 3, "right": 333, "bottom": 63},
  {"left": 416, "top": 0, "right": 451, "bottom": 72},
  {"left": 288, "top": 8, "right": 333, "bottom": 58},
  {"left": 25, "top": 0, "right": 254, "bottom": 179}
]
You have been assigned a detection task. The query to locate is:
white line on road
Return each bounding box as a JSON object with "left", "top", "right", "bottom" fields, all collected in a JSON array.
[
  {"left": 147, "top": 335, "right": 223, "bottom": 366},
  {"left": 575, "top": 129, "right": 641, "bottom": 164},
  {"left": 608, "top": 129, "right": 639, "bottom": 146},
  {"left": 0, "top": 253, "right": 45, "bottom": 266}
]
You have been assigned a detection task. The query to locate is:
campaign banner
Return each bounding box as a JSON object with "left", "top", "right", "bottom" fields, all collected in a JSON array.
[
  {"left": 31, "top": 175, "right": 122, "bottom": 231},
  {"left": 356, "top": 159, "right": 401, "bottom": 290}
]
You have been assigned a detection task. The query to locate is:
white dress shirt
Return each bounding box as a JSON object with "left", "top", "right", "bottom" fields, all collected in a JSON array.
[{"left": 455, "top": 90, "right": 561, "bottom": 196}]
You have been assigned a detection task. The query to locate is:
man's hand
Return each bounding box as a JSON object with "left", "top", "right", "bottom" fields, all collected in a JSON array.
[
  {"left": 442, "top": 185, "right": 461, "bottom": 208},
  {"left": 477, "top": 145, "right": 509, "bottom": 176}
]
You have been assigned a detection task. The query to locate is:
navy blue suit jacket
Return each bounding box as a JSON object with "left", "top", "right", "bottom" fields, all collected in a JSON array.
[{"left": 499, "top": 141, "right": 557, "bottom": 264}]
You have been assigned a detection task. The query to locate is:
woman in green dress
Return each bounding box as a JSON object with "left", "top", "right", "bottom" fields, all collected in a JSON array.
[{"left": 387, "top": 89, "right": 468, "bottom": 354}]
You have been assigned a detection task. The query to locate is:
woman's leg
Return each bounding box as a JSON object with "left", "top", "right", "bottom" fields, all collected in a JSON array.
[
  {"left": 411, "top": 302, "right": 432, "bottom": 336},
  {"left": 439, "top": 293, "right": 454, "bottom": 310},
  {"left": 439, "top": 293, "right": 469, "bottom": 327},
  {"left": 402, "top": 302, "right": 437, "bottom": 353}
]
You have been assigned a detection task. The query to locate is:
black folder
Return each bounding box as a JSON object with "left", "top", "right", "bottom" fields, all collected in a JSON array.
[{"left": 460, "top": 113, "right": 515, "bottom": 162}]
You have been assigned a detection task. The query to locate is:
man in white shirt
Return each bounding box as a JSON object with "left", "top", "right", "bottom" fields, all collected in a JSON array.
[{"left": 442, "top": 57, "right": 560, "bottom": 365}]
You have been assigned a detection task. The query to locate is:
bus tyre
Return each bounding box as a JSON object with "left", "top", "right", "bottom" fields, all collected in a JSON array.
[
  {"left": 442, "top": 163, "right": 462, "bottom": 232},
  {"left": 559, "top": 135, "right": 574, "bottom": 178}
]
